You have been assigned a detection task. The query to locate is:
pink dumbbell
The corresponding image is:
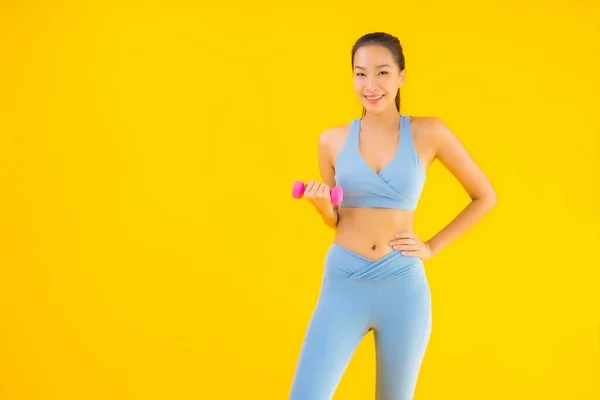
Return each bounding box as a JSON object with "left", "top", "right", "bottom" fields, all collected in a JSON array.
[{"left": 292, "top": 180, "right": 344, "bottom": 206}]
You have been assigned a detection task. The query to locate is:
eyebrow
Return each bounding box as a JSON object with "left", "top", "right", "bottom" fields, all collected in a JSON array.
[{"left": 354, "top": 64, "right": 391, "bottom": 69}]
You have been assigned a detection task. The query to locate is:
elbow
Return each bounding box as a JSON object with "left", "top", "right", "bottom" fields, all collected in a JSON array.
[
  {"left": 488, "top": 192, "right": 498, "bottom": 210},
  {"left": 472, "top": 187, "right": 497, "bottom": 210},
  {"left": 480, "top": 188, "right": 498, "bottom": 210}
]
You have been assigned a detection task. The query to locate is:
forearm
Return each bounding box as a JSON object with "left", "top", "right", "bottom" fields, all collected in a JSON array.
[
  {"left": 319, "top": 206, "right": 339, "bottom": 230},
  {"left": 426, "top": 196, "right": 496, "bottom": 255}
]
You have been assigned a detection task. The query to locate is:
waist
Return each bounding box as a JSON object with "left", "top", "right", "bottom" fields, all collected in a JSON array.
[{"left": 334, "top": 207, "right": 415, "bottom": 260}]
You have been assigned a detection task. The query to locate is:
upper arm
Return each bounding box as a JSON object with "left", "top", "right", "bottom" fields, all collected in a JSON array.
[
  {"left": 432, "top": 118, "right": 497, "bottom": 202},
  {"left": 317, "top": 128, "right": 337, "bottom": 189}
]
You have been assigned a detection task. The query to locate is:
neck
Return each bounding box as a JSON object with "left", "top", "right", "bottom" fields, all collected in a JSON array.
[{"left": 361, "top": 106, "right": 401, "bottom": 132}]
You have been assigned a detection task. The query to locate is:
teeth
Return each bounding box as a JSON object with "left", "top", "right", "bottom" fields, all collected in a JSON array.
[{"left": 366, "top": 95, "right": 383, "bottom": 100}]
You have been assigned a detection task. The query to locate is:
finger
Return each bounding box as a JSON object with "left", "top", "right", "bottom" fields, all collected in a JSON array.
[
  {"left": 393, "top": 244, "right": 418, "bottom": 250},
  {"left": 394, "top": 232, "right": 416, "bottom": 239},
  {"left": 389, "top": 238, "right": 416, "bottom": 246},
  {"left": 400, "top": 250, "right": 420, "bottom": 257},
  {"left": 305, "top": 179, "right": 315, "bottom": 193},
  {"left": 317, "top": 184, "right": 329, "bottom": 199},
  {"left": 307, "top": 181, "right": 321, "bottom": 197},
  {"left": 397, "top": 237, "right": 418, "bottom": 245},
  {"left": 308, "top": 184, "right": 317, "bottom": 198},
  {"left": 392, "top": 244, "right": 419, "bottom": 251}
]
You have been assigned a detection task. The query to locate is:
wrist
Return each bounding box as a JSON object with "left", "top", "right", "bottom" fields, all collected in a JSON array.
[
  {"left": 319, "top": 206, "right": 338, "bottom": 226},
  {"left": 425, "top": 239, "right": 438, "bottom": 256},
  {"left": 320, "top": 207, "right": 336, "bottom": 221}
]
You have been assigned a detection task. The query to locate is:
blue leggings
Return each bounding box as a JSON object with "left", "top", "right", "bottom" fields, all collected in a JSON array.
[{"left": 289, "top": 243, "right": 432, "bottom": 400}]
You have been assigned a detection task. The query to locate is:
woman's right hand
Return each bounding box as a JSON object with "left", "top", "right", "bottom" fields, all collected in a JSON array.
[{"left": 302, "top": 179, "right": 335, "bottom": 214}]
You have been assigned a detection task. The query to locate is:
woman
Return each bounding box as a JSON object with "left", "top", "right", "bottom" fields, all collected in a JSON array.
[{"left": 288, "top": 32, "right": 497, "bottom": 400}]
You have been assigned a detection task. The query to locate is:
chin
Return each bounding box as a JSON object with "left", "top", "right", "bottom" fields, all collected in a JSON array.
[{"left": 362, "top": 102, "right": 388, "bottom": 113}]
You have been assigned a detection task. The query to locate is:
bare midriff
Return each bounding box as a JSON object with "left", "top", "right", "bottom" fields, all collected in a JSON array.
[{"left": 334, "top": 207, "right": 414, "bottom": 261}]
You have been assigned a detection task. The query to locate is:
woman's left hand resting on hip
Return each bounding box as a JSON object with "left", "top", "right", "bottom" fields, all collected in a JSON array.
[{"left": 389, "top": 233, "right": 434, "bottom": 260}]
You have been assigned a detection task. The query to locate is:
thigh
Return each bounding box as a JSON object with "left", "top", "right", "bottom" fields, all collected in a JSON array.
[
  {"left": 374, "top": 277, "right": 432, "bottom": 400},
  {"left": 289, "top": 281, "right": 370, "bottom": 400}
]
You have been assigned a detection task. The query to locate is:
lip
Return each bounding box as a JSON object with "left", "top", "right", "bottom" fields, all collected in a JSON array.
[{"left": 365, "top": 94, "right": 385, "bottom": 104}]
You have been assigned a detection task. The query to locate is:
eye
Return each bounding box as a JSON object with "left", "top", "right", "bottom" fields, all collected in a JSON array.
[
  {"left": 355, "top": 72, "right": 366, "bottom": 77},
  {"left": 379, "top": 71, "right": 389, "bottom": 75}
]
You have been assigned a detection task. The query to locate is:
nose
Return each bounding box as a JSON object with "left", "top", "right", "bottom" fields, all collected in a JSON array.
[{"left": 366, "top": 76, "right": 378, "bottom": 92}]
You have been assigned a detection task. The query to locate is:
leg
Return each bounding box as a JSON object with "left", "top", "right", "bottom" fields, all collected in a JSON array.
[
  {"left": 374, "top": 274, "right": 432, "bottom": 400},
  {"left": 289, "top": 280, "right": 370, "bottom": 400}
]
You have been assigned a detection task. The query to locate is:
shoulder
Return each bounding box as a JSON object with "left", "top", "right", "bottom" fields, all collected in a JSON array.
[
  {"left": 410, "top": 115, "right": 451, "bottom": 138},
  {"left": 317, "top": 120, "right": 354, "bottom": 164},
  {"left": 409, "top": 115, "right": 457, "bottom": 149},
  {"left": 317, "top": 120, "right": 354, "bottom": 153},
  {"left": 318, "top": 121, "right": 353, "bottom": 147}
]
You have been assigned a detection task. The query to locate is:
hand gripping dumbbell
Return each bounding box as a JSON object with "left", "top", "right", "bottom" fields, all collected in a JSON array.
[{"left": 291, "top": 180, "right": 343, "bottom": 206}]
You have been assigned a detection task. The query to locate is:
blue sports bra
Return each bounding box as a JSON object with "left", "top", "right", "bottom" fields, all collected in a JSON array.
[{"left": 334, "top": 115, "right": 425, "bottom": 210}]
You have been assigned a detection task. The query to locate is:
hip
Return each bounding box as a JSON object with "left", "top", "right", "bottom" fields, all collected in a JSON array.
[{"left": 323, "top": 242, "right": 426, "bottom": 283}]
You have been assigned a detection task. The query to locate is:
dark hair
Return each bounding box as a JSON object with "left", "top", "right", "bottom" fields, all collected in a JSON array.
[{"left": 351, "top": 32, "right": 405, "bottom": 115}]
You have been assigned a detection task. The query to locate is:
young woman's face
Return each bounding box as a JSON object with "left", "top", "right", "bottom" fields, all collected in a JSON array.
[{"left": 352, "top": 45, "right": 405, "bottom": 113}]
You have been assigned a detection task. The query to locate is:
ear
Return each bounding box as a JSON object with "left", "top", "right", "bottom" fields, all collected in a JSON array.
[{"left": 397, "top": 69, "right": 406, "bottom": 88}]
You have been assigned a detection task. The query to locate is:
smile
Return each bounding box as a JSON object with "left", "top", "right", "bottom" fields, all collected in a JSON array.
[{"left": 365, "top": 94, "right": 384, "bottom": 103}]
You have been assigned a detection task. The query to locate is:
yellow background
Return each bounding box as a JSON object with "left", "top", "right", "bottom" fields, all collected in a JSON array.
[{"left": 1, "top": 1, "right": 598, "bottom": 399}]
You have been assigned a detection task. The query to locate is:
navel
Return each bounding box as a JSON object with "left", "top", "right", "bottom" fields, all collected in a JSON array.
[{"left": 371, "top": 244, "right": 377, "bottom": 250}]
